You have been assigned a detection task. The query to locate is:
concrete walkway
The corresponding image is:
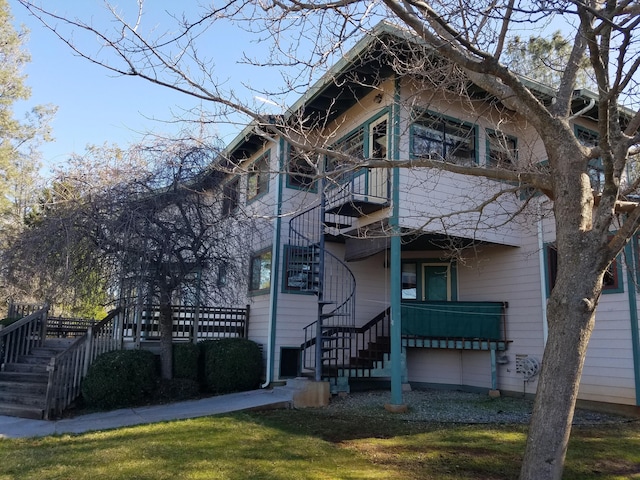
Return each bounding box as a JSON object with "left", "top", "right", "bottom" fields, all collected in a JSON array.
[{"left": 0, "top": 387, "right": 294, "bottom": 439}]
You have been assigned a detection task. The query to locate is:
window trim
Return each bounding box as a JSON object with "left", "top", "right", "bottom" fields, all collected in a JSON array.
[
  {"left": 285, "top": 145, "right": 318, "bottom": 192},
  {"left": 248, "top": 248, "right": 272, "bottom": 295},
  {"left": 282, "top": 245, "right": 317, "bottom": 295},
  {"left": 246, "top": 151, "right": 271, "bottom": 203},
  {"left": 325, "top": 109, "right": 390, "bottom": 185},
  {"left": 485, "top": 129, "right": 518, "bottom": 168},
  {"left": 410, "top": 110, "right": 478, "bottom": 164},
  {"left": 544, "top": 242, "right": 623, "bottom": 296},
  {"left": 221, "top": 177, "right": 240, "bottom": 216},
  {"left": 400, "top": 259, "right": 458, "bottom": 301}
]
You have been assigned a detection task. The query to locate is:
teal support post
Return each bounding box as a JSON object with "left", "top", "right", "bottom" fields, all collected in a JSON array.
[
  {"left": 387, "top": 76, "right": 405, "bottom": 409},
  {"left": 625, "top": 243, "right": 640, "bottom": 406},
  {"left": 390, "top": 233, "right": 403, "bottom": 405},
  {"left": 490, "top": 347, "right": 497, "bottom": 391}
]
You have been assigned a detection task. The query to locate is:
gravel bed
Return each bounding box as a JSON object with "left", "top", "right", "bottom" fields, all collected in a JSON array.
[{"left": 320, "top": 389, "right": 633, "bottom": 425}]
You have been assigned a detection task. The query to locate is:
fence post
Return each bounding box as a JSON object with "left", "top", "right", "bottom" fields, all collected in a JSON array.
[
  {"left": 193, "top": 304, "right": 200, "bottom": 345},
  {"left": 244, "top": 304, "right": 250, "bottom": 338},
  {"left": 39, "top": 306, "right": 49, "bottom": 344},
  {"left": 82, "top": 326, "right": 94, "bottom": 376}
]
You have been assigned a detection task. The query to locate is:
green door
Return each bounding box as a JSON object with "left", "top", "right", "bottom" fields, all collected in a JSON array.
[{"left": 423, "top": 265, "right": 450, "bottom": 301}]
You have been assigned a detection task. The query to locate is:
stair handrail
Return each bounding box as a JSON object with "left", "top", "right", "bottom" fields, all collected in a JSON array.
[
  {"left": 291, "top": 203, "right": 357, "bottom": 378},
  {"left": 43, "top": 308, "right": 122, "bottom": 419},
  {"left": 289, "top": 203, "right": 356, "bottom": 320},
  {"left": 0, "top": 305, "right": 49, "bottom": 367}
]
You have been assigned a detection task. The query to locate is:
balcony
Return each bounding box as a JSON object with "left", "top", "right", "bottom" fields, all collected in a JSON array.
[{"left": 325, "top": 168, "right": 390, "bottom": 217}]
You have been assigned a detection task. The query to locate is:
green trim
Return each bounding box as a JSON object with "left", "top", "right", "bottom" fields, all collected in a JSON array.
[
  {"left": 326, "top": 108, "right": 391, "bottom": 185},
  {"left": 389, "top": 76, "right": 404, "bottom": 406},
  {"left": 284, "top": 143, "right": 318, "bottom": 192},
  {"left": 265, "top": 138, "right": 285, "bottom": 384},
  {"left": 626, "top": 242, "right": 640, "bottom": 406}
]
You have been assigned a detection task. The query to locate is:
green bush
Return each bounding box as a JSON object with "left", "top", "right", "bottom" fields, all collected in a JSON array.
[
  {"left": 199, "top": 338, "right": 263, "bottom": 394},
  {"left": 173, "top": 343, "right": 199, "bottom": 381},
  {"left": 81, "top": 349, "right": 158, "bottom": 409},
  {"left": 156, "top": 378, "right": 201, "bottom": 401},
  {"left": 0, "top": 317, "right": 20, "bottom": 327}
]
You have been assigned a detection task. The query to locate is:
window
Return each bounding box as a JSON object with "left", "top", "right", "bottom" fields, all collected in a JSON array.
[
  {"left": 287, "top": 146, "right": 317, "bottom": 191},
  {"left": 486, "top": 131, "right": 517, "bottom": 168},
  {"left": 283, "top": 245, "right": 317, "bottom": 293},
  {"left": 401, "top": 260, "right": 457, "bottom": 301},
  {"left": 575, "top": 126, "right": 604, "bottom": 193},
  {"left": 326, "top": 127, "right": 365, "bottom": 183},
  {"left": 216, "top": 262, "right": 228, "bottom": 287},
  {"left": 222, "top": 178, "right": 240, "bottom": 216},
  {"left": 412, "top": 113, "right": 476, "bottom": 163},
  {"left": 545, "top": 243, "right": 621, "bottom": 295},
  {"left": 370, "top": 117, "right": 388, "bottom": 160},
  {"left": 249, "top": 250, "right": 272, "bottom": 293},
  {"left": 401, "top": 263, "right": 417, "bottom": 300},
  {"left": 247, "top": 153, "right": 270, "bottom": 201}
]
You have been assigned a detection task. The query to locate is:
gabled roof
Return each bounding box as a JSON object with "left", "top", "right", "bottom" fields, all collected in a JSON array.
[{"left": 221, "top": 21, "right": 614, "bottom": 161}]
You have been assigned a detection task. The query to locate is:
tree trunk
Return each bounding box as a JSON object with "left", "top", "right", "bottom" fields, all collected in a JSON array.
[
  {"left": 519, "top": 291, "right": 597, "bottom": 480},
  {"left": 158, "top": 291, "right": 174, "bottom": 380}
]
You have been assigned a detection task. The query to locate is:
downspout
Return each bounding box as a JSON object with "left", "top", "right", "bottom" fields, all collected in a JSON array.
[
  {"left": 262, "top": 138, "right": 284, "bottom": 388},
  {"left": 537, "top": 203, "right": 549, "bottom": 344},
  {"left": 624, "top": 242, "right": 640, "bottom": 406},
  {"left": 388, "top": 76, "right": 405, "bottom": 408}
]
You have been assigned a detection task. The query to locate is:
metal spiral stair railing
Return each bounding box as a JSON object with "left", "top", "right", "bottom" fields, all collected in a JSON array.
[{"left": 289, "top": 203, "right": 356, "bottom": 384}]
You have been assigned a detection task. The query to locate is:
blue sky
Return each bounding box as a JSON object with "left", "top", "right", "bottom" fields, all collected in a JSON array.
[{"left": 10, "top": 1, "right": 281, "bottom": 174}]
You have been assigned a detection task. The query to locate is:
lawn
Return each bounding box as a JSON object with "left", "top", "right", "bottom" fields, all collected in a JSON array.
[{"left": 0, "top": 408, "right": 638, "bottom": 479}]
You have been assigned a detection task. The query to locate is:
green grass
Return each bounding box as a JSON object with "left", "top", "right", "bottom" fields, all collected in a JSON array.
[{"left": 0, "top": 409, "right": 638, "bottom": 479}]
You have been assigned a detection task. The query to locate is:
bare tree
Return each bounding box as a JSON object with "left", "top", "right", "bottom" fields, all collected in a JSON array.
[
  {"left": 14, "top": 2, "right": 640, "bottom": 478},
  {"left": 6, "top": 136, "right": 252, "bottom": 378}
]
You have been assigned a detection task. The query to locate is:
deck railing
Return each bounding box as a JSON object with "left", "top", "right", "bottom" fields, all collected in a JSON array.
[
  {"left": 44, "top": 308, "right": 122, "bottom": 419},
  {"left": 0, "top": 306, "right": 49, "bottom": 366},
  {"left": 122, "top": 305, "right": 250, "bottom": 343}
]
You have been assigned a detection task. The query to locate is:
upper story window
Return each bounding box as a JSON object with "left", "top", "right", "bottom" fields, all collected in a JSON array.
[
  {"left": 575, "top": 126, "right": 604, "bottom": 192},
  {"left": 247, "top": 152, "right": 270, "bottom": 202},
  {"left": 287, "top": 146, "right": 317, "bottom": 191},
  {"left": 486, "top": 131, "right": 518, "bottom": 168},
  {"left": 326, "top": 112, "right": 389, "bottom": 181},
  {"left": 411, "top": 112, "right": 477, "bottom": 164},
  {"left": 326, "top": 128, "right": 365, "bottom": 182},
  {"left": 222, "top": 178, "right": 240, "bottom": 216}
]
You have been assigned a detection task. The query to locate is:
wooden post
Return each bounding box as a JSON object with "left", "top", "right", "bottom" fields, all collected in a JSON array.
[{"left": 244, "top": 304, "right": 250, "bottom": 338}]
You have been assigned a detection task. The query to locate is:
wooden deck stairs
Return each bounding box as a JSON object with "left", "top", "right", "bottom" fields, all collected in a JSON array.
[{"left": 0, "top": 339, "right": 73, "bottom": 419}]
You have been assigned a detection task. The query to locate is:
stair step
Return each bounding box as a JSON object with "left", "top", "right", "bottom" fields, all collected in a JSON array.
[
  {"left": 15, "top": 355, "right": 52, "bottom": 365},
  {"left": 0, "top": 390, "right": 46, "bottom": 408},
  {"left": 31, "top": 347, "right": 65, "bottom": 356},
  {"left": 0, "top": 402, "right": 44, "bottom": 420},
  {"left": 0, "top": 380, "right": 47, "bottom": 395},
  {"left": 3, "top": 363, "right": 48, "bottom": 374},
  {"left": 0, "top": 371, "right": 48, "bottom": 384}
]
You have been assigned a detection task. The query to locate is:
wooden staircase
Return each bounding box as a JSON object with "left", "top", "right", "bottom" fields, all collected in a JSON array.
[{"left": 0, "top": 339, "right": 72, "bottom": 419}]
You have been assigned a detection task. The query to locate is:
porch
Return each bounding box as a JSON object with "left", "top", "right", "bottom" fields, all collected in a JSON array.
[{"left": 304, "top": 300, "right": 509, "bottom": 393}]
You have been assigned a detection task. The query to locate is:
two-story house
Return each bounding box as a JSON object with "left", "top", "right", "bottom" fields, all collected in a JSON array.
[{"left": 209, "top": 22, "right": 640, "bottom": 413}]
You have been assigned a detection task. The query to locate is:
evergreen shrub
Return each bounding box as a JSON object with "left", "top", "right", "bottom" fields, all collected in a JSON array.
[
  {"left": 199, "top": 338, "right": 263, "bottom": 394},
  {"left": 81, "top": 349, "right": 158, "bottom": 409},
  {"left": 173, "top": 343, "right": 199, "bottom": 381}
]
